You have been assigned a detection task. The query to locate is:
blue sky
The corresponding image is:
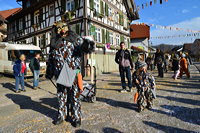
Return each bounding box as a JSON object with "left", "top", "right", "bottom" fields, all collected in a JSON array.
[
  {"left": 134, "top": 0, "right": 200, "bottom": 45},
  {"left": 0, "top": 0, "right": 200, "bottom": 45}
]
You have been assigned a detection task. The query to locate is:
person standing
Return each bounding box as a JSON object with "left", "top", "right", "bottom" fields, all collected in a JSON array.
[
  {"left": 13, "top": 54, "right": 27, "bottom": 93},
  {"left": 29, "top": 53, "right": 41, "bottom": 89},
  {"left": 115, "top": 42, "right": 133, "bottom": 93},
  {"left": 154, "top": 49, "right": 164, "bottom": 78},
  {"left": 180, "top": 53, "right": 190, "bottom": 79},
  {"left": 172, "top": 54, "right": 180, "bottom": 80}
]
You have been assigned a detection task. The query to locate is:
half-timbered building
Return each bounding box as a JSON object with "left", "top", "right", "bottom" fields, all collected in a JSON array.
[{"left": 7, "top": 0, "right": 138, "bottom": 74}]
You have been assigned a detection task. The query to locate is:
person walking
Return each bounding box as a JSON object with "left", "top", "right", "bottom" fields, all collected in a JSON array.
[
  {"left": 172, "top": 54, "right": 180, "bottom": 80},
  {"left": 154, "top": 49, "right": 164, "bottom": 78},
  {"left": 29, "top": 53, "right": 41, "bottom": 90},
  {"left": 132, "top": 61, "right": 156, "bottom": 112},
  {"left": 13, "top": 54, "right": 27, "bottom": 93},
  {"left": 115, "top": 42, "right": 133, "bottom": 93},
  {"left": 180, "top": 53, "right": 190, "bottom": 79}
]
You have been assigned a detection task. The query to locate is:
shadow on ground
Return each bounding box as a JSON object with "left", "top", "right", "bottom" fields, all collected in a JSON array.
[
  {"left": 6, "top": 94, "right": 58, "bottom": 120},
  {"left": 97, "top": 97, "right": 137, "bottom": 111},
  {"left": 143, "top": 121, "right": 194, "bottom": 132},
  {"left": 152, "top": 105, "right": 200, "bottom": 125}
]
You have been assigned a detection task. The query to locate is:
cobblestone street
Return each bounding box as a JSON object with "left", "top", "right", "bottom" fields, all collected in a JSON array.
[{"left": 0, "top": 65, "right": 200, "bottom": 133}]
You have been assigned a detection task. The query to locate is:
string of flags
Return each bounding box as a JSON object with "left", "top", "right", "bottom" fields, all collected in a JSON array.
[
  {"left": 132, "top": 21, "right": 200, "bottom": 33},
  {"left": 137, "top": 0, "right": 169, "bottom": 11},
  {"left": 150, "top": 32, "right": 200, "bottom": 39}
]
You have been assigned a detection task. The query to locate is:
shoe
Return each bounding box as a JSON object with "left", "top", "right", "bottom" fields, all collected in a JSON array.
[
  {"left": 127, "top": 88, "right": 133, "bottom": 92},
  {"left": 146, "top": 105, "right": 152, "bottom": 110},
  {"left": 15, "top": 90, "right": 20, "bottom": 93},
  {"left": 33, "top": 87, "right": 37, "bottom": 90},
  {"left": 21, "top": 89, "right": 26, "bottom": 92},
  {"left": 71, "top": 120, "right": 81, "bottom": 128},
  {"left": 120, "top": 89, "right": 127, "bottom": 93},
  {"left": 53, "top": 117, "right": 64, "bottom": 125}
]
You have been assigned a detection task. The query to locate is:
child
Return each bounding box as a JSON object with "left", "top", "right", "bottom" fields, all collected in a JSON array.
[{"left": 132, "top": 61, "right": 156, "bottom": 112}]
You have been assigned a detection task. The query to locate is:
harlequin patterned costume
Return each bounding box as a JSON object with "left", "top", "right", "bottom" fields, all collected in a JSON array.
[
  {"left": 46, "top": 22, "right": 95, "bottom": 127},
  {"left": 132, "top": 70, "right": 156, "bottom": 112}
]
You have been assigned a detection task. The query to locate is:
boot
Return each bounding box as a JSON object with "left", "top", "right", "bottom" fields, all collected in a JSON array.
[
  {"left": 71, "top": 120, "right": 81, "bottom": 128},
  {"left": 53, "top": 117, "right": 64, "bottom": 125}
]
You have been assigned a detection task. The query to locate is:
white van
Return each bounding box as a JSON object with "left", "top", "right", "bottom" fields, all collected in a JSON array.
[{"left": 0, "top": 42, "right": 46, "bottom": 76}]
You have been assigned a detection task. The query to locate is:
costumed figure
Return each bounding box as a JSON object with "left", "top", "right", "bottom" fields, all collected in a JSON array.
[
  {"left": 45, "top": 21, "right": 95, "bottom": 127},
  {"left": 132, "top": 61, "right": 156, "bottom": 112}
]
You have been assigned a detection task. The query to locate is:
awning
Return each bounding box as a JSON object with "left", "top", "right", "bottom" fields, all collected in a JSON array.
[{"left": 131, "top": 46, "right": 147, "bottom": 53}]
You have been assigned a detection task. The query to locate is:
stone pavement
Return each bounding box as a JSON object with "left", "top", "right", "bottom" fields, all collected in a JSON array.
[{"left": 0, "top": 65, "right": 200, "bottom": 133}]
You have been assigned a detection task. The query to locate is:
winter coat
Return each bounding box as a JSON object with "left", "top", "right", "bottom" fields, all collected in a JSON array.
[
  {"left": 180, "top": 57, "right": 188, "bottom": 69},
  {"left": 13, "top": 60, "right": 27, "bottom": 77},
  {"left": 172, "top": 59, "right": 179, "bottom": 71},
  {"left": 29, "top": 58, "right": 40, "bottom": 72},
  {"left": 115, "top": 49, "right": 133, "bottom": 68}
]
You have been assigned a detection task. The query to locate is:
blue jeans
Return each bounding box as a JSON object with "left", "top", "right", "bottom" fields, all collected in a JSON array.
[
  {"left": 33, "top": 70, "right": 40, "bottom": 87},
  {"left": 15, "top": 73, "right": 25, "bottom": 91},
  {"left": 119, "top": 66, "right": 132, "bottom": 89}
]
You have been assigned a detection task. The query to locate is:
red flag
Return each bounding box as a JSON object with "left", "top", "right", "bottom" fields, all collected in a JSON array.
[{"left": 150, "top": 1, "right": 153, "bottom": 6}]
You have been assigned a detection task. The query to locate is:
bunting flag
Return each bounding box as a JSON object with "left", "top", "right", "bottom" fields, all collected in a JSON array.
[
  {"left": 137, "top": 0, "right": 168, "bottom": 11},
  {"left": 132, "top": 21, "right": 200, "bottom": 33},
  {"left": 150, "top": 32, "right": 200, "bottom": 39}
]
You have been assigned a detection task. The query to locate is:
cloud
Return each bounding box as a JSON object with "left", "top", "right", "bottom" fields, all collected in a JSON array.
[
  {"left": 182, "top": 9, "right": 190, "bottom": 14},
  {"left": 150, "top": 17, "right": 200, "bottom": 45}
]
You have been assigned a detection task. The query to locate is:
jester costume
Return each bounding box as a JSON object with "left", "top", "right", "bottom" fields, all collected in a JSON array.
[
  {"left": 46, "top": 22, "right": 95, "bottom": 127},
  {"left": 133, "top": 61, "right": 156, "bottom": 112}
]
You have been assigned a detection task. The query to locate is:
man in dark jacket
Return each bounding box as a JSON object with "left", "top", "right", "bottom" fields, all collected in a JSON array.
[
  {"left": 154, "top": 49, "right": 164, "bottom": 78},
  {"left": 29, "top": 53, "right": 41, "bottom": 89},
  {"left": 115, "top": 42, "right": 133, "bottom": 92}
]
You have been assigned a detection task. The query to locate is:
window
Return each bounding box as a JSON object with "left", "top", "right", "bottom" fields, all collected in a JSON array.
[
  {"left": 34, "top": 10, "right": 39, "bottom": 24},
  {"left": 116, "top": 35, "right": 120, "bottom": 45},
  {"left": 94, "top": 0, "right": 100, "bottom": 13},
  {"left": 19, "top": 18, "right": 23, "bottom": 30},
  {"left": 66, "top": 0, "right": 75, "bottom": 11},
  {"left": 95, "top": 28, "right": 101, "bottom": 43},
  {"left": 109, "top": 32, "right": 114, "bottom": 45},
  {"left": 49, "top": 4, "right": 54, "bottom": 16},
  {"left": 108, "top": 8, "right": 112, "bottom": 17}
]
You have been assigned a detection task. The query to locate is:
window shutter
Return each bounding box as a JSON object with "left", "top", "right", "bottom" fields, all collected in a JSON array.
[
  {"left": 90, "top": 0, "right": 94, "bottom": 10},
  {"left": 102, "top": 29, "right": 105, "bottom": 44},
  {"left": 75, "top": 0, "right": 79, "bottom": 10},
  {"left": 61, "top": 0, "right": 66, "bottom": 14},
  {"left": 105, "top": 3, "right": 109, "bottom": 17},
  {"left": 31, "top": 12, "right": 34, "bottom": 25},
  {"left": 76, "top": 24, "right": 80, "bottom": 35},
  {"left": 39, "top": 8, "right": 43, "bottom": 24},
  {"left": 100, "top": 0, "right": 104, "bottom": 15},
  {"left": 122, "top": 15, "right": 124, "bottom": 26},
  {"left": 33, "top": 36, "right": 37, "bottom": 46},
  {"left": 120, "top": 35, "right": 124, "bottom": 42},
  {"left": 42, "top": 34, "right": 46, "bottom": 47},
  {"left": 90, "top": 25, "right": 96, "bottom": 40},
  {"left": 106, "top": 30, "right": 110, "bottom": 43},
  {"left": 23, "top": 17, "right": 26, "bottom": 29}
]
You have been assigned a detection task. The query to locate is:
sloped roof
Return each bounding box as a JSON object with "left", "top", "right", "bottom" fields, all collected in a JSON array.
[
  {"left": 183, "top": 43, "right": 193, "bottom": 51},
  {"left": 130, "top": 24, "right": 150, "bottom": 39},
  {"left": 0, "top": 8, "right": 22, "bottom": 19}
]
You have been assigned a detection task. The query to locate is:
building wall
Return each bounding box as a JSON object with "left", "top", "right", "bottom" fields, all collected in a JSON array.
[{"left": 130, "top": 38, "right": 149, "bottom": 52}]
